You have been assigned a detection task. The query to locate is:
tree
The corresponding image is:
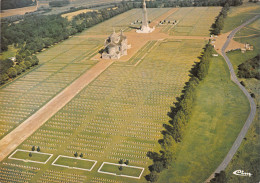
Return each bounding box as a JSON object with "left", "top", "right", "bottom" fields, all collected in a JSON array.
[
  {"left": 118, "top": 166, "right": 123, "bottom": 171},
  {"left": 14, "top": 65, "right": 22, "bottom": 75},
  {"left": 37, "top": 146, "right": 40, "bottom": 152},
  {"left": 125, "top": 160, "right": 129, "bottom": 165},
  {"left": 146, "top": 171, "right": 159, "bottom": 182},
  {"left": 7, "top": 67, "right": 17, "bottom": 78},
  {"left": 80, "top": 153, "right": 83, "bottom": 158},
  {"left": 32, "top": 146, "right": 35, "bottom": 151},
  {"left": 74, "top": 152, "right": 78, "bottom": 157},
  {"left": 210, "top": 171, "right": 227, "bottom": 183},
  {"left": 149, "top": 161, "right": 164, "bottom": 173},
  {"left": 19, "top": 62, "right": 27, "bottom": 72},
  {"left": 29, "top": 152, "right": 32, "bottom": 157},
  {"left": 24, "top": 61, "right": 31, "bottom": 69},
  {"left": 119, "top": 159, "right": 123, "bottom": 164},
  {"left": 0, "top": 74, "right": 9, "bottom": 84}
]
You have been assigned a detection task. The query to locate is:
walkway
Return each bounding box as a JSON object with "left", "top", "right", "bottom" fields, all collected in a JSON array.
[{"left": 206, "top": 15, "right": 259, "bottom": 182}]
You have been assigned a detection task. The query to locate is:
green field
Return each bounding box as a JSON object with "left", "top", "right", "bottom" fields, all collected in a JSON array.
[
  {"left": 0, "top": 7, "right": 222, "bottom": 183},
  {"left": 158, "top": 54, "right": 250, "bottom": 183},
  {"left": 10, "top": 150, "right": 51, "bottom": 163},
  {"left": 100, "top": 163, "right": 143, "bottom": 177},
  {"left": 54, "top": 156, "right": 96, "bottom": 170},
  {"left": 222, "top": 2, "right": 260, "bottom": 33}
]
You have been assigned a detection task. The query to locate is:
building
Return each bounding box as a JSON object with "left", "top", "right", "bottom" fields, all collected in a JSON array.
[
  {"left": 102, "top": 29, "right": 131, "bottom": 59},
  {"left": 136, "top": 0, "right": 154, "bottom": 33}
]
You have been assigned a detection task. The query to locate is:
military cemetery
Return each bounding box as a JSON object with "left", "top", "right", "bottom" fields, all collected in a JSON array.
[{"left": 0, "top": 0, "right": 259, "bottom": 182}]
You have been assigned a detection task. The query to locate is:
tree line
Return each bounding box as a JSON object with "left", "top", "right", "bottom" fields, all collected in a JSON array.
[
  {"left": 1, "top": 0, "right": 34, "bottom": 10},
  {"left": 133, "top": 0, "right": 243, "bottom": 8},
  {"left": 49, "top": 0, "right": 70, "bottom": 7},
  {"left": 211, "top": 0, "right": 243, "bottom": 35},
  {"left": 145, "top": 44, "right": 214, "bottom": 182}
]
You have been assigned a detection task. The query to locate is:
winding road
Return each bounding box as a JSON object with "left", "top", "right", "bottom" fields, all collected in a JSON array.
[{"left": 206, "top": 15, "right": 259, "bottom": 182}]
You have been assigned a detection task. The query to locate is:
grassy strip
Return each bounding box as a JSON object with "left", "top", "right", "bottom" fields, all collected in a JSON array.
[
  {"left": 145, "top": 44, "right": 214, "bottom": 182},
  {"left": 157, "top": 51, "right": 249, "bottom": 183}
]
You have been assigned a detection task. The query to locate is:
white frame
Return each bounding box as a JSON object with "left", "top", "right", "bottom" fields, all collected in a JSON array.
[
  {"left": 51, "top": 155, "right": 97, "bottom": 171},
  {"left": 8, "top": 149, "right": 53, "bottom": 164},
  {"left": 97, "top": 162, "right": 145, "bottom": 179}
]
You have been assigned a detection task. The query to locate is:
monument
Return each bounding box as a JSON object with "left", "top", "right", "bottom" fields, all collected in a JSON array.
[
  {"left": 136, "top": 0, "right": 155, "bottom": 33},
  {"left": 102, "top": 29, "right": 131, "bottom": 59}
]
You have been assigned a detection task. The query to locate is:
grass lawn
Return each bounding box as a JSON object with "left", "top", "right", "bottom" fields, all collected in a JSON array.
[
  {"left": 0, "top": 45, "right": 17, "bottom": 60},
  {"left": 100, "top": 163, "right": 143, "bottom": 177},
  {"left": 54, "top": 156, "right": 96, "bottom": 170},
  {"left": 222, "top": 2, "right": 260, "bottom": 33},
  {"left": 158, "top": 54, "right": 250, "bottom": 183},
  {"left": 11, "top": 150, "right": 51, "bottom": 163}
]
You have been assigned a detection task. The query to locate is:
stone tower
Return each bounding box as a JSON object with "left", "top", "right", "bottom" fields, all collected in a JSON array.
[{"left": 136, "top": 0, "right": 155, "bottom": 33}]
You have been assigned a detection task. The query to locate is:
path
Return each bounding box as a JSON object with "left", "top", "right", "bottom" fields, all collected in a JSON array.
[
  {"left": 0, "top": 60, "right": 114, "bottom": 162},
  {"left": 206, "top": 15, "right": 259, "bottom": 182}
]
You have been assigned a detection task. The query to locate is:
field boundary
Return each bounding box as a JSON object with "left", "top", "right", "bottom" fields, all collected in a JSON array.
[
  {"left": 8, "top": 149, "right": 53, "bottom": 164},
  {"left": 51, "top": 155, "right": 97, "bottom": 171},
  {"left": 97, "top": 162, "right": 145, "bottom": 179}
]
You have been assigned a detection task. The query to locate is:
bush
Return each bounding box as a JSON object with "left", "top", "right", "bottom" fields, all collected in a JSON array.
[
  {"left": 0, "top": 74, "right": 9, "bottom": 84},
  {"left": 238, "top": 54, "right": 260, "bottom": 80},
  {"left": 7, "top": 67, "right": 17, "bottom": 78}
]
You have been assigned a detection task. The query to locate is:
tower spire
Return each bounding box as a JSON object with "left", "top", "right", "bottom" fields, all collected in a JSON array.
[{"left": 136, "top": 0, "right": 155, "bottom": 33}]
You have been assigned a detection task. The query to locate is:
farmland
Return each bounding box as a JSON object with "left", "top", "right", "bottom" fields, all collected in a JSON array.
[{"left": 0, "top": 7, "right": 223, "bottom": 183}]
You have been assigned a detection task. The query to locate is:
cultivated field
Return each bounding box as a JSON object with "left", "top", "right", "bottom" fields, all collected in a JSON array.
[
  {"left": 0, "top": 6, "right": 37, "bottom": 18},
  {"left": 44, "top": 0, "right": 122, "bottom": 15},
  {"left": 0, "top": 7, "right": 220, "bottom": 183},
  {"left": 61, "top": 9, "right": 97, "bottom": 21}
]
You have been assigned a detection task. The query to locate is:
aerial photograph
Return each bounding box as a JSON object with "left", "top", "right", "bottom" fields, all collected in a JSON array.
[{"left": 0, "top": 0, "right": 259, "bottom": 182}]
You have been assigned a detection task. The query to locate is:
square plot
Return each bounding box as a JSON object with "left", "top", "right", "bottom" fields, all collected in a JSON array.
[
  {"left": 98, "top": 162, "right": 145, "bottom": 179},
  {"left": 52, "top": 155, "right": 97, "bottom": 171},
  {"left": 8, "top": 149, "right": 53, "bottom": 164}
]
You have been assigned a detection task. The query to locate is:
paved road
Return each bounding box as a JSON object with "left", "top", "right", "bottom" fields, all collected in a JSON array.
[
  {"left": 206, "top": 15, "right": 259, "bottom": 182},
  {"left": 0, "top": 60, "right": 114, "bottom": 162}
]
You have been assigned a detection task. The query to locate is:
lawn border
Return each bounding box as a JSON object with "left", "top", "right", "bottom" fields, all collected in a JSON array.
[
  {"left": 97, "top": 162, "right": 145, "bottom": 179},
  {"left": 8, "top": 149, "right": 53, "bottom": 164},
  {"left": 51, "top": 155, "right": 97, "bottom": 171}
]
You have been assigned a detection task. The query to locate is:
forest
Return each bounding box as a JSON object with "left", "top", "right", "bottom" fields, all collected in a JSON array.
[{"left": 238, "top": 54, "right": 260, "bottom": 80}]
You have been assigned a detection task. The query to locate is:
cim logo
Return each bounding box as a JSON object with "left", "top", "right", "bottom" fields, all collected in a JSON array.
[{"left": 233, "top": 170, "right": 253, "bottom": 177}]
